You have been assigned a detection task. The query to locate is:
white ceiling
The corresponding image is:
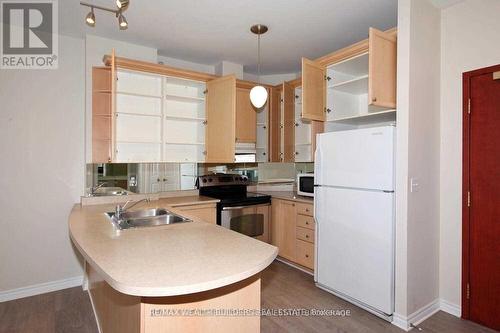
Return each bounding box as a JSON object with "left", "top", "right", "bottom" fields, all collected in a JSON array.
[{"left": 61, "top": 0, "right": 397, "bottom": 74}]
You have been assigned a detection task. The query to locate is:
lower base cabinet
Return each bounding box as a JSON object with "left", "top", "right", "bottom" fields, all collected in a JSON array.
[
  {"left": 86, "top": 264, "right": 261, "bottom": 333},
  {"left": 173, "top": 203, "right": 216, "bottom": 224},
  {"left": 271, "top": 198, "right": 315, "bottom": 270}
]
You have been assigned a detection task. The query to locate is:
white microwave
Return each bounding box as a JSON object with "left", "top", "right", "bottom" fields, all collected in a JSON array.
[{"left": 297, "top": 173, "right": 315, "bottom": 197}]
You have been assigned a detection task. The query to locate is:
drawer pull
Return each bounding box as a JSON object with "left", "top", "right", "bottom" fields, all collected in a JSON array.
[
  {"left": 305, "top": 221, "right": 309, "bottom": 225},
  {"left": 305, "top": 235, "right": 309, "bottom": 238},
  {"left": 305, "top": 254, "right": 309, "bottom": 258},
  {"left": 305, "top": 208, "right": 310, "bottom": 212}
]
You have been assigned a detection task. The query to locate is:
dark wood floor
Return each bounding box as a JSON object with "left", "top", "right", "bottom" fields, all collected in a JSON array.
[{"left": 0, "top": 261, "right": 496, "bottom": 333}]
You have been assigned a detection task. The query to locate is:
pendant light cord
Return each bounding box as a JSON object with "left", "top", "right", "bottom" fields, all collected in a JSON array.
[{"left": 257, "top": 32, "right": 261, "bottom": 82}]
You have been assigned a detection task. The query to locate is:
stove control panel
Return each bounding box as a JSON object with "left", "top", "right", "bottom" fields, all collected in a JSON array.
[{"left": 197, "top": 174, "right": 249, "bottom": 187}]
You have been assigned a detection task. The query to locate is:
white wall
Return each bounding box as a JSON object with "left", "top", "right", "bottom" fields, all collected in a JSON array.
[
  {"left": 395, "top": 0, "right": 441, "bottom": 323},
  {"left": 0, "top": 35, "right": 86, "bottom": 295},
  {"left": 439, "top": 0, "right": 500, "bottom": 308},
  {"left": 406, "top": 0, "right": 441, "bottom": 315}
]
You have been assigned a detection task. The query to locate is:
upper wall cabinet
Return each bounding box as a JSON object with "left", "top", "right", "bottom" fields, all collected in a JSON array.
[
  {"left": 368, "top": 27, "right": 397, "bottom": 109},
  {"left": 268, "top": 82, "right": 323, "bottom": 163},
  {"left": 92, "top": 67, "right": 113, "bottom": 163},
  {"left": 205, "top": 75, "right": 236, "bottom": 163},
  {"left": 302, "top": 58, "right": 326, "bottom": 121},
  {"left": 235, "top": 87, "right": 257, "bottom": 143},
  {"left": 302, "top": 27, "right": 397, "bottom": 124}
]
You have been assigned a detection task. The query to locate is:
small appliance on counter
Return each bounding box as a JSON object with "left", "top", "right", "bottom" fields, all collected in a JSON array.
[{"left": 297, "top": 173, "right": 315, "bottom": 197}]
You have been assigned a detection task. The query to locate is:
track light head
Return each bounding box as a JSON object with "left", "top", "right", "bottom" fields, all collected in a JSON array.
[
  {"left": 116, "top": 0, "right": 129, "bottom": 10},
  {"left": 118, "top": 13, "right": 128, "bottom": 30},
  {"left": 85, "top": 7, "right": 95, "bottom": 27}
]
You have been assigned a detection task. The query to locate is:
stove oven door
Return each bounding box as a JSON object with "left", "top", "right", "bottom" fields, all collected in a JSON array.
[{"left": 221, "top": 203, "right": 270, "bottom": 243}]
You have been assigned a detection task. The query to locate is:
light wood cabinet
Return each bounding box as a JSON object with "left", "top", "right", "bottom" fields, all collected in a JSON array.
[
  {"left": 302, "top": 57, "right": 326, "bottom": 121},
  {"left": 368, "top": 27, "right": 397, "bottom": 109},
  {"left": 174, "top": 203, "right": 216, "bottom": 224},
  {"left": 271, "top": 198, "right": 297, "bottom": 261},
  {"left": 206, "top": 75, "right": 236, "bottom": 163},
  {"left": 235, "top": 87, "right": 256, "bottom": 143},
  {"left": 271, "top": 198, "right": 315, "bottom": 270},
  {"left": 268, "top": 83, "right": 323, "bottom": 162},
  {"left": 92, "top": 67, "right": 113, "bottom": 163},
  {"left": 269, "top": 86, "right": 282, "bottom": 162}
]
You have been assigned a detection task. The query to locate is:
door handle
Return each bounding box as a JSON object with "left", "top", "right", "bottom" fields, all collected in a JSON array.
[{"left": 222, "top": 203, "right": 271, "bottom": 211}]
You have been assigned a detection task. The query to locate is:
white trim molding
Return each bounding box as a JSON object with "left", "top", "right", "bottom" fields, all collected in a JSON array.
[
  {"left": 439, "top": 299, "right": 461, "bottom": 317},
  {"left": 392, "top": 299, "right": 461, "bottom": 331},
  {"left": 0, "top": 276, "right": 83, "bottom": 302},
  {"left": 392, "top": 299, "right": 441, "bottom": 331}
]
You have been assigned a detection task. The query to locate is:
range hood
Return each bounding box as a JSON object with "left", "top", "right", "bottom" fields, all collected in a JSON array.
[{"left": 235, "top": 142, "right": 256, "bottom": 163}]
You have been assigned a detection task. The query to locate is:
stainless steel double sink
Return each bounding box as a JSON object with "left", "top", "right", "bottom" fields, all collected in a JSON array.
[{"left": 106, "top": 208, "right": 192, "bottom": 230}]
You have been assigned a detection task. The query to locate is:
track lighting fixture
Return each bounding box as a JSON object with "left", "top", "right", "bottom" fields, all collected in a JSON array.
[
  {"left": 116, "top": 0, "right": 129, "bottom": 10},
  {"left": 85, "top": 7, "right": 95, "bottom": 27},
  {"left": 118, "top": 13, "right": 128, "bottom": 30},
  {"left": 80, "top": 1, "right": 130, "bottom": 30}
]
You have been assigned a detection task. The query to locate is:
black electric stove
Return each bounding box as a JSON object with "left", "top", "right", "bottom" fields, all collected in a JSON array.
[{"left": 196, "top": 173, "right": 271, "bottom": 227}]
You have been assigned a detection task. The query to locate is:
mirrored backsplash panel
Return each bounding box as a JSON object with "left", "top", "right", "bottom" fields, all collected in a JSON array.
[{"left": 85, "top": 162, "right": 313, "bottom": 197}]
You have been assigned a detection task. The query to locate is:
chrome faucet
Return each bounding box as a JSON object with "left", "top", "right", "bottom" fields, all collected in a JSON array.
[
  {"left": 115, "top": 198, "right": 151, "bottom": 220},
  {"left": 90, "top": 182, "right": 107, "bottom": 195}
]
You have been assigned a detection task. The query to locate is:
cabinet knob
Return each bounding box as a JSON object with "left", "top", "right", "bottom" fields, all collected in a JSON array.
[
  {"left": 305, "top": 221, "right": 309, "bottom": 225},
  {"left": 305, "top": 254, "right": 309, "bottom": 258},
  {"left": 262, "top": 152, "right": 266, "bottom": 156},
  {"left": 372, "top": 97, "right": 377, "bottom": 102},
  {"left": 306, "top": 208, "right": 310, "bottom": 212},
  {"left": 292, "top": 203, "right": 295, "bottom": 207},
  {"left": 295, "top": 122, "right": 299, "bottom": 127},
  {"left": 295, "top": 152, "right": 299, "bottom": 155},
  {"left": 157, "top": 178, "right": 161, "bottom": 182},
  {"left": 326, "top": 108, "right": 332, "bottom": 113},
  {"left": 263, "top": 125, "right": 267, "bottom": 129},
  {"left": 202, "top": 120, "right": 207, "bottom": 125},
  {"left": 305, "top": 235, "right": 309, "bottom": 238},
  {"left": 163, "top": 178, "right": 167, "bottom": 182}
]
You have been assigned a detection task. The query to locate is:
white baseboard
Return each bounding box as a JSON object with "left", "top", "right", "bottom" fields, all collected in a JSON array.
[
  {"left": 392, "top": 298, "right": 461, "bottom": 331},
  {"left": 0, "top": 276, "right": 83, "bottom": 302},
  {"left": 275, "top": 257, "right": 314, "bottom": 276},
  {"left": 392, "top": 299, "right": 441, "bottom": 331},
  {"left": 439, "top": 299, "right": 461, "bottom": 317},
  {"left": 392, "top": 312, "right": 410, "bottom": 331}
]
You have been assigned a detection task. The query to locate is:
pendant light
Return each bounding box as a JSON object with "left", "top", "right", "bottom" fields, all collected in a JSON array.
[{"left": 249, "top": 24, "right": 269, "bottom": 109}]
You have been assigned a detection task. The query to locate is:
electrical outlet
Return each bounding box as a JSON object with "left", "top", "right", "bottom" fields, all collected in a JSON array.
[{"left": 410, "top": 178, "right": 420, "bottom": 193}]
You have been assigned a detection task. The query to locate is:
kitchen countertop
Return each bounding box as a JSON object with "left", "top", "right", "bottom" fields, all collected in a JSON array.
[
  {"left": 69, "top": 196, "right": 278, "bottom": 297},
  {"left": 252, "top": 191, "right": 314, "bottom": 204}
]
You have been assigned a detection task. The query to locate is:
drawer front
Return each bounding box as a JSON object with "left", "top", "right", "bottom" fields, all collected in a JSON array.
[
  {"left": 296, "top": 226, "right": 315, "bottom": 244},
  {"left": 296, "top": 239, "right": 314, "bottom": 269},
  {"left": 296, "top": 203, "right": 313, "bottom": 216},
  {"left": 296, "top": 214, "right": 315, "bottom": 230}
]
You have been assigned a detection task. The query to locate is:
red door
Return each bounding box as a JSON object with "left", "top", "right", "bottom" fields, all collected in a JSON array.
[{"left": 462, "top": 65, "right": 500, "bottom": 330}]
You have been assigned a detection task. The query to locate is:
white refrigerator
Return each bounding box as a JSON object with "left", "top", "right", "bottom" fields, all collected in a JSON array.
[{"left": 314, "top": 125, "right": 395, "bottom": 321}]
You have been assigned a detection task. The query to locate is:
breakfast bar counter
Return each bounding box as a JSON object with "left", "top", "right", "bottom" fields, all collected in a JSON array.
[{"left": 69, "top": 196, "right": 278, "bottom": 333}]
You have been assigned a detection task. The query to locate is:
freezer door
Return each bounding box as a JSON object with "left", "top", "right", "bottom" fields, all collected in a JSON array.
[
  {"left": 314, "top": 126, "right": 395, "bottom": 191},
  {"left": 315, "top": 186, "right": 394, "bottom": 315}
]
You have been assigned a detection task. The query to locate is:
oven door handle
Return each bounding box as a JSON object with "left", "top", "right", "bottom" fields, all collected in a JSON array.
[{"left": 222, "top": 203, "right": 271, "bottom": 211}]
